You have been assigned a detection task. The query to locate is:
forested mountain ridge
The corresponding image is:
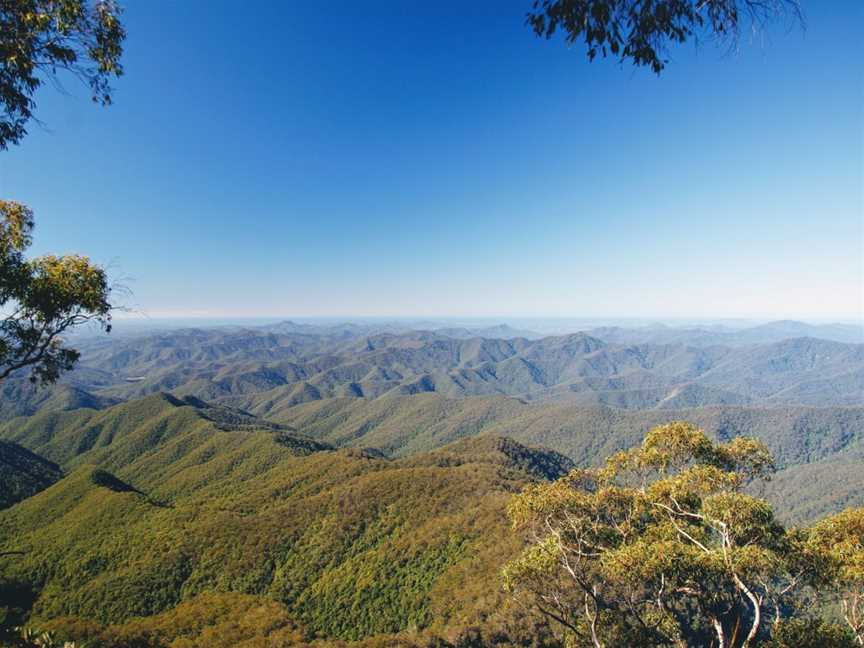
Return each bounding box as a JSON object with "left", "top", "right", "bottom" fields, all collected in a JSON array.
[
  {"left": 2, "top": 324, "right": 861, "bottom": 422},
  {"left": 267, "top": 394, "right": 864, "bottom": 465},
  {"left": 3, "top": 392, "right": 861, "bottom": 523},
  {"left": 0, "top": 393, "right": 328, "bottom": 487},
  {"left": 1, "top": 390, "right": 861, "bottom": 646},
  {"left": 0, "top": 393, "right": 571, "bottom": 644},
  {"left": 260, "top": 393, "right": 864, "bottom": 522}
]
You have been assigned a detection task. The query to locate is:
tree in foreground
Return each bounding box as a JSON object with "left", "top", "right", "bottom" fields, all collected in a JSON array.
[
  {"left": 527, "top": 0, "right": 803, "bottom": 74},
  {"left": 0, "top": 0, "right": 125, "bottom": 388},
  {"left": 807, "top": 508, "right": 864, "bottom": 646},
  {"left": 0, "top": 200, "right": 111, "bottom": 385},
  {"left": 0, "top": 0, "right": 125, "bottom": 149},
  {"left": 503, "top": 421, "right": 857, "bottom": 647}
]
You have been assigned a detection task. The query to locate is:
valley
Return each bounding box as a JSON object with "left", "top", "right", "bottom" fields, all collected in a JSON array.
[{"left": 1, "top": 320, "right": 862, "bottom": 645}]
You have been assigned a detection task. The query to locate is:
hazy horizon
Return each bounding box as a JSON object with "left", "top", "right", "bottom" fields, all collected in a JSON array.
[{"left": 102, "top": 313, "right": 864, "bottom": 333}]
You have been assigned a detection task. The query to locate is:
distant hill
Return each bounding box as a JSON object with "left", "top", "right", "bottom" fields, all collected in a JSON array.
[
  {"left": 258, "top": 320, "right": 415, "bottom": 338},
  {"left": 432, "top": 323, "right": 542, "bottom": 340},
  {"left": 260, "top": 320, "right": 544, "bottom": 340},
  {"left": 744, "top": 320, "right": 864, "bottom": 344},
  {"left": 0, "top": 382, "right": 118, "bottom": 422},
  {"left": 587, "top": 319, "right": 864, "bottom": 347},
  {"left": 3, "top": 325, "right": 861, "bottom": 419},
  {"left": 213, "top": 332, "right": 863, "bottom": 410}
]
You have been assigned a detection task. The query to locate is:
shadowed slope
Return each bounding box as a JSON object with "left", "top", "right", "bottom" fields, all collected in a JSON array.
[{"left": 0, "top": 441, "right": 62, "bottom": 509}]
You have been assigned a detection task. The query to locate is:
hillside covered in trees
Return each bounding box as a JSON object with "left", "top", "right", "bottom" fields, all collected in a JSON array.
[
  {"left": 2, "top": 323, "right": 863, "bottom": 422},
  {"left": 0, "top": 393, "right": 570, "bottom": 645},
  {"left": 1, "top": 364, "right": 862, "bottom": 645},
  {"left": 1, "top": 322, "right": 862, "bottom": 646}
]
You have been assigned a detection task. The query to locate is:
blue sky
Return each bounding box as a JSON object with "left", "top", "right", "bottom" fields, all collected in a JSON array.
[{"left": 1, "top": 0, "right": 861, "bottom": 320}]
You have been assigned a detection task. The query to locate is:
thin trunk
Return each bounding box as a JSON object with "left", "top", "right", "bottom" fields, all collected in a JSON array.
[
  {"left": 841, "top": 598, "right": 863, "bottom": 646},
  {"left": 585, "top": 592, "right": 603, "bottom": 648},
  {"left": 711, "top": 616, "right": 726, "bottom": 648},
  {"left": 855, "top": 595, "right": 863, "bottom": 647},
  {"left": 732, "top": 573, "right": 761, "bottom": 647},
  {"left": 729, "top": 615, "right": 741, "bottom": 647}
]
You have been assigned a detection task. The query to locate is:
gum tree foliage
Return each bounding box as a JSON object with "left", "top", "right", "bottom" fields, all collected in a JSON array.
[
  {"left": 527, "top": 0, "right": 803, "bottom": 73},
  {"left": 0, "top": 0, "right": 125, "bottom": 149},
  {"left": 807, "top": 508, "right": 864, "bottom": 646},
  {"left": 0, "top": 200, "right": 111, "bottom": 385},
  {"left": 503, "top": 422, "right": 857, "bottom": 648},
  {"left": 0, "top": 1, "right": 124, "bottom": 387}
]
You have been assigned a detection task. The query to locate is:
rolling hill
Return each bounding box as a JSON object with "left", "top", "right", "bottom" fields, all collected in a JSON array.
[
  {"left": 258, "top": 393, "right": 864, "bottom": 522},
  {"left": 1, "top": 316, "right": 861, "bottom": 645},
  {"left": 0, "top": 393, "right": 569, "bottom": 645},
  {"left": 4, "top": 392, "right": 861, "bottom": 523},
  {"left": 585, "top": 319, "right": 864, "bottom": 346},
  {"left": 3, "top": 326, "right": 859, "bottom": 423}
]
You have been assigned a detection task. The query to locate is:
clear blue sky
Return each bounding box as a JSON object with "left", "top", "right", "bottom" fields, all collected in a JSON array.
[{"left": 1, "top": 0, "right": 861, "bottom": 320}]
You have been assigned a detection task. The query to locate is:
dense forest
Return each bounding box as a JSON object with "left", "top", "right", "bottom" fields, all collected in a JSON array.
[{"left": 0, "top": 390, "right": 862, "bottom": 646}]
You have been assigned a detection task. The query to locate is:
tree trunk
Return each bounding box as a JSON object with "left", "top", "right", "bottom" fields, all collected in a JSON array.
[
  {"left": 585, "top": 592, "right": 603, "bottom": 648},
  {"left": 732, "top": 573, "right": 761, "bottom": 647},
  {"left": 711, "top": 616, "right": 726, "bottom": 648}
]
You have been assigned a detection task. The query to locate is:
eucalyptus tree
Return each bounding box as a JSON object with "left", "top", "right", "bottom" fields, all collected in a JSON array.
[
  {"left": 527, "top": 0, "right": 803, "bottom": 73},
  {"left": 0, "top": 0, "right": 125, "bottom": 149},
  {"left": 0, "top": 1, "right": 124, "bottom": 387},
  {"left": 807, "top": 508, "right": 864, "bottom": 646},
  {"left": 0, "top": 201, "right": 111, "bottom": 385},
  {"left": 503, "top": 422, "right": 845, "bottom": 647}
]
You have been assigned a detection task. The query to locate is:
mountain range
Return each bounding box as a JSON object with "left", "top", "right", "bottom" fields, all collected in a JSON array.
[
  {"left": 584, "top": 319, "right": 864, "bottom": 346},
  {"left": 4, "top": 392, "right": 860, "bottom": 523},
  {"left": 0, "top": 318, "right": 862, "bottom": 645},
  {"left": 2, "top": 320, "right": 861, "bottom": 423}
]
